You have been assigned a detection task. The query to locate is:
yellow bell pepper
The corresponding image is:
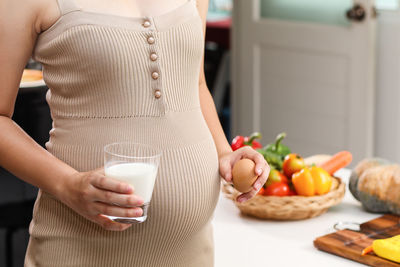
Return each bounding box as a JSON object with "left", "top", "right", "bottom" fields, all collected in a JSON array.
[
  {"left": 292, "top": 167, "right": 314, "bottom": 196},
  {"left": 362, "top": 235, "right": 400, "bottom": 263},
  {"left": 310, "top": 166, "right": 332, "bottom": 195}
]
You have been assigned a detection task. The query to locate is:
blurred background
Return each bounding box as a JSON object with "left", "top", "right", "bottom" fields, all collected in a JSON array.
[
  {"left": 1, "top": 0, "right": 400, "bottom": 266},
  {"left": 231, "top": 0, "right": 398, "bottom": 166}
]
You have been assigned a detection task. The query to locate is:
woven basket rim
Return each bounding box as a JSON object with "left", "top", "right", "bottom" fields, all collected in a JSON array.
[{"left": 222, "top": 176, "right": 346, "bottom": 220}]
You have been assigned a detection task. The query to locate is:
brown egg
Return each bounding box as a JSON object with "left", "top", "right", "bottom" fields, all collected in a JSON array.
[{"left": 232, "top": 159, "right": 258, "bottom": 193}]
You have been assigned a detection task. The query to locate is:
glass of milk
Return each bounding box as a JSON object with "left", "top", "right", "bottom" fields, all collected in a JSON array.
[{"left": 104, "top": 142, "right": 162, "bottom": 224}]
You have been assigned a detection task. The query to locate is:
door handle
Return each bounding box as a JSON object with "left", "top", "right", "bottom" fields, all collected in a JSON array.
[{"left": 346, "top": 4, "right": 366, "bottom": 22}]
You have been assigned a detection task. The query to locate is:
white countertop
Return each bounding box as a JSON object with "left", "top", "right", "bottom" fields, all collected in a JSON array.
[{"left": 212, "top": 169, "right": 381, "bottom": 267}]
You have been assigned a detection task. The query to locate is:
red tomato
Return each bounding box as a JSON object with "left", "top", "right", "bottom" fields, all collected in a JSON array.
[
  {"left": 280, "top": 173, "right": 289, "bottom": 184},
  {"left": 264, "top": 182, "right": 290, "bottom": 197}
]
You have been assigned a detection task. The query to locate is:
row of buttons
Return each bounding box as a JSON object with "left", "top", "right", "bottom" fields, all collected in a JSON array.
[{"left": 143, "top": 19, "right": 162, "bottom": 99}]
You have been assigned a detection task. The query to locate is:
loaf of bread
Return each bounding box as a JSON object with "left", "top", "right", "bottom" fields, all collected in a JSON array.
[{"left": 349, "top": 158, "right": 400, "bottom": 215}]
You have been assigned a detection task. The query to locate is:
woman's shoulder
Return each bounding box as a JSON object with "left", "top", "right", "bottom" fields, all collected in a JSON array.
[
  {"left": 36, "top": 0, "right": 63, "bottom": 33},
  {"left": 0, "top": 0, "right": 60, "bottom": 34}
]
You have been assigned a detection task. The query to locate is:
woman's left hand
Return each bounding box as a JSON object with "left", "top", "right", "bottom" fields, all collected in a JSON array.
[{"left": 219, "top": 146, "right": 270, "bottom": 203}]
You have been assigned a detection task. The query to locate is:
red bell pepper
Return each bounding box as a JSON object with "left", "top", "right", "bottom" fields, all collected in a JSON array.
[{"left": 231, "top": 132, "right": 262, "bottom": 151}]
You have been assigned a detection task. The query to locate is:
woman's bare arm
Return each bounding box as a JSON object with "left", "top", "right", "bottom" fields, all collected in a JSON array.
[
  {"left": 195, "top": 0, "right": 232, "bottom": 158},
  {"left": 0, "top": 0, "right": 75, "bottom": 197},
  {"left": 196, "top": 0, "right": 270, "bottom": 201},
  {"left": 0, "top": 0, "right": 143, "bottom": 230}
]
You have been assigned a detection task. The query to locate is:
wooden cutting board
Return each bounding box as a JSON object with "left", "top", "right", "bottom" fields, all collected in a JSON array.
[{"left": 314, "top": 214, "right": 400, "bottom": 266}]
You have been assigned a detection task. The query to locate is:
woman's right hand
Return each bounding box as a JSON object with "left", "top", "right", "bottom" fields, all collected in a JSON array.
[{"left": 58, "top": 168, "right": 144, "bottom": 231}]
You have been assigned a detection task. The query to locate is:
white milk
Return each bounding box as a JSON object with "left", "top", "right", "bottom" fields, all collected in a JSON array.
[{"left": 105, "top": 162, "right": 157, "bottom": 203}]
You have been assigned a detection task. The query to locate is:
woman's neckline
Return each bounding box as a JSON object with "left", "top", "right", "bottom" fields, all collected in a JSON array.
[
  {"left": 75, "top": 0, "right": 193, "bottom": 21},
  {"left": 35, "top": 0, "right": 199, "bottom": 49}
]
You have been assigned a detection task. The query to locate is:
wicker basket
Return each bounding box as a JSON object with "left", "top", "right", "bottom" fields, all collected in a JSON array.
[{"left": 222, "top": 177, "right": 345, "bottom": 220}]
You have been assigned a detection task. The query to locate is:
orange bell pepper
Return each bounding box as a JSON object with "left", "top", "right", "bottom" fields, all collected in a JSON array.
[
  {"left": 310, "top": 166, "right": 332, "bottom": 195},
  {"left": 292, "top": 167, "right": 315, "bottom": 196}
]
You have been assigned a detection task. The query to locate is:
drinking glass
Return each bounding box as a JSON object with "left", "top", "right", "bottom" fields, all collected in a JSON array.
[{"left": 104, "top": 142, "right": 162, "bottom": 224}]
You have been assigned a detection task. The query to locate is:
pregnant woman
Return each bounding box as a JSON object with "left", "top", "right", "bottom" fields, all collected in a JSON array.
[{"left": 0, "top": 0, "right": 269, "bottom": 265}]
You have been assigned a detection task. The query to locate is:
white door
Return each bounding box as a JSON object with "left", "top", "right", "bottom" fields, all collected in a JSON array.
[{"left": 232, "top": 0, "right": 376, "bottom": 164}]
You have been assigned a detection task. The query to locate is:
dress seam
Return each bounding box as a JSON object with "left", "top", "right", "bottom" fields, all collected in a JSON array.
[
  {"left": 50, "top": 106, "right": 202, "bottom": 119},
  {"left": 47, "top": 136, "right": 214, "bottom": 151}
]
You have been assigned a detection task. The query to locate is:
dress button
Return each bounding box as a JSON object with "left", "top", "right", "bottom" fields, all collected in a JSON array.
[
  {"left": 154, "top": 89, "right": 162, "bottom": 99},
  {"left": 150, "top": 53, "right": 158, "bottom": 61},
  {"left": 151, "top": 72, "right": 159, "bottom": 80},
  {"left": 147, "top": 36, "right": 155, "bottom": 44},
  {"left": 143, "top": 20, "right": 151, "bottom": 28}
]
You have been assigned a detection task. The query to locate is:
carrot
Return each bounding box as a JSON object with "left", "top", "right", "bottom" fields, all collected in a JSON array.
[
  {"left": 317, "top": 151, "right": 353, "bottom": 175},
  {"left": 361, "top": 245, "right": 373, "bottom": 256}
]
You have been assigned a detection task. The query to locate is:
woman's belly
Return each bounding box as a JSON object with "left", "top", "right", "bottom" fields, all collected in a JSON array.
[{"left": 28, "top": 108, "right": 221, "bottom": 265}]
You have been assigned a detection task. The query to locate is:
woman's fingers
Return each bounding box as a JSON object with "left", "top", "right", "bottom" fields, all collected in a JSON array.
[
  {"left": 94, "top": 188, "right": 144, "bottom": 207},
  {"left": 62, "top": 170, "right": 143, "bottom": 231},
  {"left": 253, "top": 153, "right": 267, "bottom": 176},
  {"left": 236, "top": 163, "right": 270, "bottom": 202},
  {"left": 234, "top": 146, "right": 264, "bottom": 175},
  {"left": 239, "top": 147, "right": 265, "bottom": 175},
  {"left": 93, "top": 214, "right": 132, "bottom": 231},
  {"left": 219, "top": 157, "right": 233, "bottom": 182},
  {"left": 218, "top": 146, "right": 269, "bottom": 201},
  {"left": 236, "top": 167, "right": 269, "bottom": 203},
  {"left": 236, "top": 188, "right": 258, "bottom": 203},
  {"left": 237, "top": 146, "right": 270, "bottom": 187},
  {"left": 91, "top": 173, "right": 133, "bottom": 194},
  {"left": 93, "top": 202, "right": 143, "bottom": 218},
  {"left": 252, "top": 165, "right": 269, "bottom": 191}
]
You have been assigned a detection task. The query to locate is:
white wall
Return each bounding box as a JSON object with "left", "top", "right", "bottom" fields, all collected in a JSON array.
[{"left": 375, "top": 10, "right": 400, "bottom": 162}]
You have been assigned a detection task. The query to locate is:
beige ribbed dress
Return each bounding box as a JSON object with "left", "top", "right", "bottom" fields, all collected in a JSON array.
[{"left": 25, "top": 0, "right": 221, "bottom": 266}]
